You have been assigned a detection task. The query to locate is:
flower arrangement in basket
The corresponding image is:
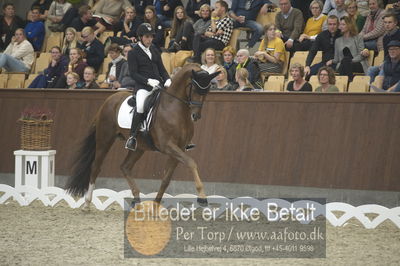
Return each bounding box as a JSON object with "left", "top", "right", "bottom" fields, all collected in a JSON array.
[{"left": 18, "top": 107, "right": 54, "bottom": 150}]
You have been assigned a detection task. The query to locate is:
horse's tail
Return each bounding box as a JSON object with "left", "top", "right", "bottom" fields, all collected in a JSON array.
[{"left": 65, "top": 125, "right": 96, "bottom": 197}]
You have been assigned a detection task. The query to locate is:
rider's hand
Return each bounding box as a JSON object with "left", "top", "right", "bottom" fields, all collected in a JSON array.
[
  {"left": 147, "top": 78, "right": 160, "bottom": 88},
  {"left": 164, "top": 79, "right": 172, "bottom": 87}
]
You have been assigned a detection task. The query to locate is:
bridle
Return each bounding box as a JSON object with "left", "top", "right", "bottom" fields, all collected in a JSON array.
[{"left": 161, "top": 77, "right": 211, "bottom": 108}]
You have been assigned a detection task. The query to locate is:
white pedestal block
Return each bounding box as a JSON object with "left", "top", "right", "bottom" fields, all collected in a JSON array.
[{"left": 14, "top": 150, "right": 56, "bottom": 190}]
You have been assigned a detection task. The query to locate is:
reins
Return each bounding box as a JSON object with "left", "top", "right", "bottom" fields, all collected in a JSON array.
[{"left": 160, "top": 79, "right": 209, "bottom": 108}]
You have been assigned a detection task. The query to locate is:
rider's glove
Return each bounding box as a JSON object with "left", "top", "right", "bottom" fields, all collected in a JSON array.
[
  {"left": 164, "top": 79, "right": 172, "bottom": 87},
  {"left": 147, "top": 78, "right": 160, "bottom": 88}
]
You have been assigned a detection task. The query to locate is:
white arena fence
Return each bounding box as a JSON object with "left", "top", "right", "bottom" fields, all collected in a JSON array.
[{"left": 0, "top": 184, "right": 399, "bottom": 229}]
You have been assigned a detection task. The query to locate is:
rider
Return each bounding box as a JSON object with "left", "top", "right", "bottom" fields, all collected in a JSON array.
[{"left": 125, "top": 23, "right": 171, "bottom": 151}]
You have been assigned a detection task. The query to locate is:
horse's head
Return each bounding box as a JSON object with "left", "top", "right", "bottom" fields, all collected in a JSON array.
[{"left": 189, "top": 69, "right": 220, "bottom": 121}]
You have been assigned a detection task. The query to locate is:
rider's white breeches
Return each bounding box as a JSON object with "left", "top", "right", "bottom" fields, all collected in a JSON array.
[{"left": 136, "top": 89, "right": 153, "bottom": 113}]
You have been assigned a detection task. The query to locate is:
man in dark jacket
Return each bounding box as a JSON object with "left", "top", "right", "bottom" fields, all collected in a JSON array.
[
  {"left": 78, "top": 26, "right": 104, "bottom": 72},
  {"left": 125, "top": 23, "right": 171, "bottom": 151},
  {"left": 377, "top": 40, "right": 400, "bottom": 91},
  {"left": 304, "top": 15, "right": 341, "bottom": 77}
]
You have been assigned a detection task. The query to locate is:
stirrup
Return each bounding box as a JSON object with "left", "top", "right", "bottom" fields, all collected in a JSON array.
[
  {"left": 125, "top": 136, "right": 137, "bottom": 151},
  {"left": 185, "top": 143, "right": 196, "bottom": 151}
]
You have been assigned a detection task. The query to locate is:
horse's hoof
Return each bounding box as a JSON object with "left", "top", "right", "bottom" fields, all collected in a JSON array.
[
  {"left": 131, "top": 198, "right": 141, "bottom": 209},
  {"left": 82, "top": 203, "right": 90, "bottom": 212},
  {"left": 197, "top": 197, "right": 208, "bottom": 207}
]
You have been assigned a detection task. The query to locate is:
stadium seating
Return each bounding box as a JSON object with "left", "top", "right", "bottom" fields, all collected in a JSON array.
[
  {"left": 348, "top": 76, "right": 370, "bottom": 92},
  {"left": 264, "top": 75, "right": 284, "bottom": 92}
]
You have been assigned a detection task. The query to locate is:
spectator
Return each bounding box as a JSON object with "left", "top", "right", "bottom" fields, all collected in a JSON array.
[
  {"left": 30, "top": 0, "right": 52, "bottom": 21},
  {"left": 168, "top": 6, "right": 194, "bottom": 52},
  {"left": 65, "top": 71, "right": 80, "bottom": 89},
  {"left": 322, "top": 0, "right": 336, "bottom": 14},
  {"left": 200, "top": 48, "right": 220, "bottom": 79},
  {"left": 154, "top": 0, "right": 183, "bottom": 28},
  {"left": 305, "top": 15, "right": 341, "bottom": 77},
  {"left": 254, "top": 23, "right": 286, "bottom": 75},
  {"left": 52, "top": 47, "right": 87, "bottom": 88},
  {"left": 88, "top": 0, "right": 101, "bottom": 9},
  {"left": 292, "top": 0, "right": 313, "bottom": 21},
  {"left": 186, "top": 0, "right": 210, "bottom": 22},
  {"left": 375, "top": 40, "right": 400, "bottom": 91},
  {"left": 275, "top": 0, "right": 304, "bottom": 51},
  {"left": 193, "top": 4, "right": 211, "bottom": 37},
  {"left": 78, "top": 26, "right": 104, "bottom": 72},
  {"left": 0, "top": 28, "right": 34, "bottom": 72},
  {"left": 115, "top": 44, "right": 135, "bottom": 89},
  {"left": 29, "top": 46, "right": 68, "bottom": 88},
  {"left": 286, "top": 63, "right": 313, "bottom": 91},
  {"left": 322, "top": 0, "right": 348, "bottom": 30},
  {"left": 315, "top": 66, "right": 340, "bottom": 92},
  {"left": 109, "top": 6, "right": 142, "bottom": 46},
  {"left": 143, "top": 6, "right": 164, "bottom": 51},
  {"left": 81, "top": 66, "right": 100, "bottom": 89},
  {"left": 190, "top": 1, "right": 233, "bottom": 63},
  {"left": 0, "top": 3, "right": 26, "bottom": 51},
  {"left": 294, "top": 0, "right": 326, "bottom": 51},
  {"left": 221, "top": 45, "right": 238, "bottom": 85},
  {"left": 356, "top": 0, "right": 371, "bottom": 16},
  {"left": 129, "top": 0, "right": 153, "bottom": 18},
  {"left": 70, "top": 5, "right": 105, "bottom": 35},
  {"left": 326, "top": 0, "right": 369, "bottom": 16},
  {"left": 210, "top": 66, "right": 234, "bottom": 90},
  {"left": 328, "top": 0, "right": 348, "bottom": 18},
  {"left": 333, "top": 16, "right": 369, "bottom": 80},
  {"left": 115, "top": 44, "right": 136, "bottom": 89},
  {"left": 230, "top": 0, "right": 273, "bottom": 49},
  {"left": 346, "top": 0, "right": 367, "bottom": 33},
  {"left": 46, "top": 0, "right": 73, "bottom": 32},
  {"left": 92, "top": 0, "right": 132, "bottom": 30},
  {"left": 25, "top": 7, "right": 45, "bottom": 51},
  {"left": 368, "top": 13, "right": 400, "bottom": 82},
  {"left": 101, "top": 43, "right": 126, "bottom": 89},
  {"left": 210, "top": 0, "right": 233, "bottom": 9},
  {"left": 382, "top": 13, "right": 400, "bottom": 57},
  {"left": 236, "top": 48, "right": 263, "bottom": 90},
  {"left": 61, "top": 27, "right": 78, "bottom": 56},
  {"left": 235, "top": 68, "right": 254, "bottom": 91},
  {"left": 359, "top": 0, "right": 386, "bottom": 51}
]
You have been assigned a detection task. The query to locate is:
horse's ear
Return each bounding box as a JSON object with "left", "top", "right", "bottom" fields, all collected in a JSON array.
[{"left": 209, "top": 71, "right": 221, "bottom": 80}]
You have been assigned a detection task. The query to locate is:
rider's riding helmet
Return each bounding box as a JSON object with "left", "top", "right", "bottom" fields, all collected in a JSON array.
[{"left": 137, "top": 23, "right": 155, "bottom": 37}]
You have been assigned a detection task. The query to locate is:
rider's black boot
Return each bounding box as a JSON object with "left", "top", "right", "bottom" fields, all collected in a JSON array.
[{"left": 125, "top": 113, "right": 145, "bottom": 151}]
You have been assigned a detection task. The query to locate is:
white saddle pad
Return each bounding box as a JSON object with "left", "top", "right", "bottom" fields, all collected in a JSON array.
[
  {"left": 117, "top": 95, "right": 156, "bottom": 130},
  {"left": 117, "top": 96, "right": 134, "bottom": 129}
]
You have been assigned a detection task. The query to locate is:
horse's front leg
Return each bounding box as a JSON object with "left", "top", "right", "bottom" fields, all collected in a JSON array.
[
  {"left": 164, "top": 144, "right": 207, "bottom": 206},
  {"left": 155, "top": 156, "right": 179, "bottom": 203},
  {"left": 121, "top": 149, "right": 145, "bottom": 207}
]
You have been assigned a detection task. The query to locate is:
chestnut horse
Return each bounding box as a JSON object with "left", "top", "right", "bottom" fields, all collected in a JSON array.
[{"left": 66, "top": 64, "right": 219, "bottom": 208}]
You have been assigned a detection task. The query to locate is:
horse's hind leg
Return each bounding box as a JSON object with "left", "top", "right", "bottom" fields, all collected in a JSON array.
[
  {"left": 84, "top": 125, "right": 117, "bottom": 209},
  {"left": 120, "top": 149, "right": 144, "bottom": 207},
  {"left": 164, "top": 144, "right": 207, "bottom": 205},
  {"left": 155, "top": 156, "right": 179, "bottom": 203}
]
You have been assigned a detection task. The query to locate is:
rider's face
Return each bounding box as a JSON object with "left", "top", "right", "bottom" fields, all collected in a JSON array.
[{"left": 141, "top": 34, "right": 153, "bottom": 47}]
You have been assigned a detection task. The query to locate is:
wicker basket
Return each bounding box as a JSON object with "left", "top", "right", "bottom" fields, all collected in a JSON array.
[{"left": 19, "top": 119, "right": 53, "bottom": 150}]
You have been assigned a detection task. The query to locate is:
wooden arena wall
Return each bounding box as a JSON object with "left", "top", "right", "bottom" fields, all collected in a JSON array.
[{"left": 1, "top": 89, "right": 400, "bottom": 191}]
